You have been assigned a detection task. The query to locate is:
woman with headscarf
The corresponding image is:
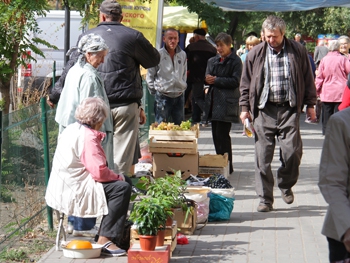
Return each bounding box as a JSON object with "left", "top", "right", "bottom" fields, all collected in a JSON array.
[
  {"left": 46, "top": 98, "right": 131, "bottom": 257},
  {"left": 55, "top": 33, "right": 116, "bottom": 237}
]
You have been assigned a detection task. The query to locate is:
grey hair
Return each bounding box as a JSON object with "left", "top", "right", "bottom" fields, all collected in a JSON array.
[
  {"left": 295, "top": 33, "right": 301, "bottom": 38},
  {"left": 67, "top": 33, "right": 109, "bottom": 67},
  {"left": 338, "top": 35, "right": 350, "bottom": 44},
  {"left": 328, "top": 40, "right": 340, "bottom": 51},
  {"left": 75, "top": 97, "right": 109, "bottom": 127},
  {"left": 318, "top": 40, "right": 325, "bottom": 46},
  {"left": 215, "top": 32, "right": 232, "bottom": 46},
  {"left": 262, "top": 15, "right": 286, "bottom": 35}
]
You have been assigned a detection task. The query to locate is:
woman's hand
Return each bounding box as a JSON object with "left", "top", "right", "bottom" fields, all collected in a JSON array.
[{"left": 118, "top": 174, "right": 125, "bottom": 181}]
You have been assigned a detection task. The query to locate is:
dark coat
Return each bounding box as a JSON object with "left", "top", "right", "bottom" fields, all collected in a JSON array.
[
  {"left": 186, "top": 40, "right": 217, "bottom": 83},
  {"left": 49, "top": 21, "right": 160, "bottom": 107},
  {"left": 204, "top": 51, "right": 242, "bottom": 123},
  {"left": 239, "top": 37, "right": 316, "bottom": 119}
]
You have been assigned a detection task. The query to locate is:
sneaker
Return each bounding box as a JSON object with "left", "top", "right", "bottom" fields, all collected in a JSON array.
[
  {"left": 131, "top": 185, "right": 147, "bottom": 195},
  {"left": 257, "top": 203, "right": 273, "bottom": 212},
  {"left": 101, "top": 241, "right": 126, "bottom": 257},
  {"left": 72, "top": 226, "right": 99, "bottom": 237},
  {"left": 281, "top": 189, "right": 294, "bottom": 204},
  {"left": 66, "top": 222, "right": 73, "bottom": 234},
  {"left": 201, "top": 121, "right": 210, "bottom": 127}
]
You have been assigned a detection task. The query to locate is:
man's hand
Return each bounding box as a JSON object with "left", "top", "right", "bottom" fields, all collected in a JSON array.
[
  {"left": 240, "top": 111, "right": 251, "bottom": 124},
  {"left": 139, "top": 108, "right": 146, "bottom": 125},
  {"left": 343, "top": 228, "right": 350, "bottom": 252},
  {"left": 205, "top": 74, "right": 216, "bottom": 85},
  {"left": 306, "top": 107, "right": 316, "bottom": 122}
]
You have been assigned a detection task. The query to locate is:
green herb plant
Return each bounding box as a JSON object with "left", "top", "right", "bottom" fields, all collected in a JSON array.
[{"left": 129, "top": 197, "right": 169, "bottom": 236}]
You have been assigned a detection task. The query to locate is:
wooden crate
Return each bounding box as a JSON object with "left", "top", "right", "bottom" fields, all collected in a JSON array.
[
  {"left": 130, "top": 221, "right": 177, "bottom": 255},
  {"left": 149, "top": 123, "right": 199, "bottom": 141},
  {"left": 149, "top": 137, "right": 197, "bottom": 154}
]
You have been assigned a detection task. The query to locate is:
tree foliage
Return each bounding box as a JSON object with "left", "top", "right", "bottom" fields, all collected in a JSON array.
[{"left": 0, "top": 0, "right": 54, "bottom": 113}]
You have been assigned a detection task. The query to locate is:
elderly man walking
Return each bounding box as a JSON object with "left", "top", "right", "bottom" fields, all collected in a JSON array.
[{"left": 239, "top": 15, "right": 317, "bottom": 212}]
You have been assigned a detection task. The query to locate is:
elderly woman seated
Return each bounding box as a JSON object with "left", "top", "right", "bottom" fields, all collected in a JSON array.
[{"left": 45, "top": 97, "right": 131, "bottom": 257}]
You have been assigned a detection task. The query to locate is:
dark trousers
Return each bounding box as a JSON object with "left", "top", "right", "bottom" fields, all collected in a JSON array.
[
  {"left": 99, "top": 177, "right": 132, "bottom": 241},
  {"left": 321, "top": 102, "right": 340, "bottom": 135},
  {"left": 327, "top": 237, "right": 350, "bottom": 262},
  {"left": 154, "top": 92, "right": 184, "bottom": 125},
  {"left": 211, "top": 120, "right": 233, "bottom": 174},
  {"left": 191, "top": 82, "right": 205, "bottom": 122},
  {"left": 254, "top": 103, "right": 302, "bottom": 205}
]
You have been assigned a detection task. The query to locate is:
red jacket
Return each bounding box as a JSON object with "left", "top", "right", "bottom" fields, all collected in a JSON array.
[{"left": 339, "top": 85, "right": 350, "bottom": 110}]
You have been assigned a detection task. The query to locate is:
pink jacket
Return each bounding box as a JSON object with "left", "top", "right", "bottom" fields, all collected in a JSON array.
[{"left": 315, "top": 51, "right": 350, "bottom": 102}]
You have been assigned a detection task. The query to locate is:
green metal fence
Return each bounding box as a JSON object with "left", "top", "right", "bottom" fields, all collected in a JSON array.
[
  {"left": 0, "top": 81, "right": 153, "bottom": 251},
  {"left": 0, "top": 99, "right": 57, "bottom": 252}
]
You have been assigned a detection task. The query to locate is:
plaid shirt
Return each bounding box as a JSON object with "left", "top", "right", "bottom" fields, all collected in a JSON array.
[{"left": 266, "top": 43, "right": 290, "bottom": 103}]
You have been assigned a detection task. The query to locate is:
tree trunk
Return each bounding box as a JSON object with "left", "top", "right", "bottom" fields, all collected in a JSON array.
[{"left": 0, "top": 80, "right": 11, "bottom": 115}]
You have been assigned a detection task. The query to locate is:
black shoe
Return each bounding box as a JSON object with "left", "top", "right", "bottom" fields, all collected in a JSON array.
[{"left": 131, "top": 185, "right": 147, "bottom": 195}]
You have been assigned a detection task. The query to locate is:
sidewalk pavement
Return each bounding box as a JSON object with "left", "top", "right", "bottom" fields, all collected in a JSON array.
[{"left": 38, "top": 114, "right": 328, "bottom": 263}]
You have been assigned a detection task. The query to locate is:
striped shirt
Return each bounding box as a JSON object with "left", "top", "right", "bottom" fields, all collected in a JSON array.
[{"left": 267, "top": 43, "right": 290, "bottom": 103}]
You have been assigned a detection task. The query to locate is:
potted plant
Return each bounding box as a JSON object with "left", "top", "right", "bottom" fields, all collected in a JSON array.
[
  {"left": 129, "top": 197, "right": 169, "bottom": 251},
  {"left": 140, "top": 170, "right": 195, "bottom": 230}
]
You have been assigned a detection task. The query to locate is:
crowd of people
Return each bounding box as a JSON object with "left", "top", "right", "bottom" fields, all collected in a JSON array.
[{"left": 44, "top": 0, "right": 350, "bottom": 260}]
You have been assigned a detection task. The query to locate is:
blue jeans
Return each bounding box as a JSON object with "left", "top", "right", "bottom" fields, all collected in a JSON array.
[
  {"left": 68, "top": 216, "right": 96, "bottom": 231},
  {"left": 154, "top": 92, "right": 184, "bottom": 125}
]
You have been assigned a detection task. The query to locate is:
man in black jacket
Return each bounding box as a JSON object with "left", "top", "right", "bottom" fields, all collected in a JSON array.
[
  {"left": 47, "top": 0, "right": 160, "bottom": 175},
  {"left": 185, "top": 28, "right": 217, "bottom": 123}
]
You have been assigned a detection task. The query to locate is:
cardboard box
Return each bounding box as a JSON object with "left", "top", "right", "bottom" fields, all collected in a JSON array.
[
  {"left": 199, "top": 153, "right": 228, "bottom": 167},
  {"left": 149, "top": 123, "right": 199, "bottom": 141},
  {"left": 149, "top": 137, "right": 197, "bottom": 154},
  {"left": 152, "top": 153, "right": 198, "bottom": 180},
  {"left": 198, "top": 163, "right": 230, "bottom": 179},
  {"left": 172, "top": 206, "right": 197, "bottom": 235},
  {"left": 128, "top": 244, "right": 170, "bottom": 263}
]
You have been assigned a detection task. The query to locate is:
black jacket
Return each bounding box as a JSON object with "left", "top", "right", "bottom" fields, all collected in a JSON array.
[
  {"left": 204, "top": 51, "right": 242, "bottom": 123},
  {"left": 185, "top": 40, "right": 217, "bottom": 83},
  {"left": 49, "top": 21, "right": 160, "bottom": 107}
]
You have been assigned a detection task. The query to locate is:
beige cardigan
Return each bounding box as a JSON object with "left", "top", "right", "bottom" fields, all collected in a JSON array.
[{"left": 45, "top": 123, "right": 108, "bottom": 218}]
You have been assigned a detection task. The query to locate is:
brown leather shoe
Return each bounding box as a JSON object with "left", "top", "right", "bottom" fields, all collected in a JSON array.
[
  {"left": 257, "top": 203, "right": 273, "bottom": 212},
  {"left": 281, "top": 189, "right": 294, "bottom": 204}
]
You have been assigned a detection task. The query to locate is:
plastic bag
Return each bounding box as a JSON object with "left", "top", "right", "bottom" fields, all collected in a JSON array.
[
  {"left": 177, "top": 233, "right": 189, "bottom": 245},
  {"left": 208, "top": 193, "right": 235, "bottom": 222}
]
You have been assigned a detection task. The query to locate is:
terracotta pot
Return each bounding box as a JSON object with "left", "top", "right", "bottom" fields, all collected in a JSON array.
[
  {"left": 139, "top": 235, "right": 157, "bottom": 251},
  {"left": 166, "top": 216, "right": 173, "bottom": 226},
  {"left": 156, "top": 229, "right": 165, "bottom": 246}
]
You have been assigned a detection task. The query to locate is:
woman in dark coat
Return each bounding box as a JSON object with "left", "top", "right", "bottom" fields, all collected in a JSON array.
[{"left": 204, "top": 32, "right": 243, "bottom": 174}]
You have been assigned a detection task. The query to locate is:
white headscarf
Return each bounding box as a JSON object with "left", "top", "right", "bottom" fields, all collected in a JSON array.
[{"left": 67, "top": 33, "right": 109, "bottom": 67}]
